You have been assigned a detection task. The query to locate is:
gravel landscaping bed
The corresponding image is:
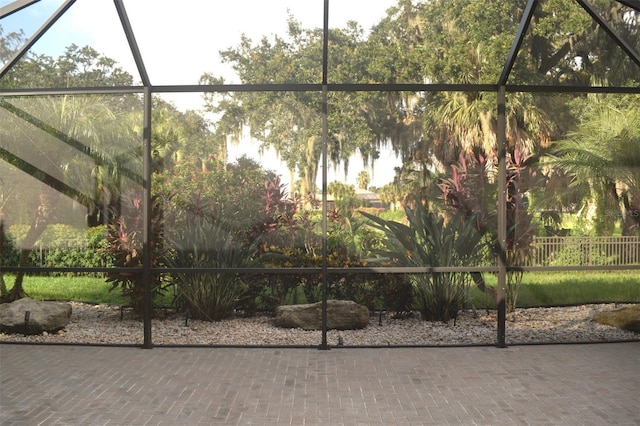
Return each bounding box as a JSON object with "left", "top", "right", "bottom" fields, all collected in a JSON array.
[{"left": 1, "top": 302, "right": 637, "bottom": 346}]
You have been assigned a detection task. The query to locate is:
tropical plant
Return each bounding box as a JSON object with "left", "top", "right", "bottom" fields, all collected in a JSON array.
[
  {"left": 328, "top": 181, "right": 363, "bottom": 212},
  {"left": 356, "top": 171, "right": 370, "bottom": 190},
  {"left": 550, "top": 97, "right": 640, "bottom": 236},
  {"left": 361, "top": 199, "right": 484, "bottom": 322},
  {"left": 503, "top": 150, "right": 539, "bottom": 312},
  {"left": 0, "top": 38, "right": 140, "bottom": 301},
  {"left": 154, "top": 155, "right": 282, "bottom": 240},
  {"left": 157, "top": 156, "right": 303, "bottom": 316},
  {"left": 372, "top": 273, "right": 414, "bottom": 317},
  {"left": 169, "top": 216, "right": 261, "bottom": 321},
  {"left": 104, "top": 192, "right": 167, "bottom": 317},
  {"left": 438, "top": 148, "right": 539, "bottom": 312}
]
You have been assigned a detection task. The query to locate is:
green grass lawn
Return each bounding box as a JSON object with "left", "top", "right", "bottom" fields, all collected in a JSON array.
[
  {"left": 8, "top": 275, "right": 175, "bottom": 306},
  {"left": 469, "top": 271, "right": 639, "bottom": 308},
  {"left": 3, "top": 270, "right": 638, "bottom": 309}
]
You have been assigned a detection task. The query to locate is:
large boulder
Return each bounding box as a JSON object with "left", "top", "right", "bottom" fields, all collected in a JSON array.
[
  {"left": 274, "top": 300, "right": 369, "bottom": 330},
  {"left": 0, "top": 298, "right": 72, "bottom": 335},
  {"left": 593, "top": 305, "right": 640, "bottom": 333}
]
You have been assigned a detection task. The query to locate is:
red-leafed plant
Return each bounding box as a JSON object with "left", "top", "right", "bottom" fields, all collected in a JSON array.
[
  {"left": 439, "top": 148, "right": 539, "bottom": 312},
  {"left": 104, "top": 191, "right": 167, "bottom": 317}
]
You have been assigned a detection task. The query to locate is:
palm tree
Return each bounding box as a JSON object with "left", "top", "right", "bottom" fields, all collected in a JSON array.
[
  {"left": 0, "top": 178, "right": 11, "bottom": 296},
  {"left": 424, "top": 90, "right": 553, "bottom": 168},
  {"left": 0, "top": 94, "right": 142, "bottom": 301},
  {"left": 550, "top": 97, "right": 640, "bottom": 236},
  {"left": 356, "top": 171, "right": 370, "bottom": 190}
]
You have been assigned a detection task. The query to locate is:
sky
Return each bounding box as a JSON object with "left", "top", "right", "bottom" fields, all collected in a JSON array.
[{"left": 1, "top": 0, "right": 403, "bottom": 189}]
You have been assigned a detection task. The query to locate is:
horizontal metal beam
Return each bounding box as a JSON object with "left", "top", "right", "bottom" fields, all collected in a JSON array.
[
  {"left": 151, "top": 84, "right": 323, "bottom": 93},
  {"left": 327, "top": 83, "right": 499, "bottom": 92},
  {"left": 0, "top": 87, "right": 145, "bottom": 96},
  {"left": 153, "top": 83, "right": 640, "bottom": 94},
  {"left": 2, "top": 264, "right": 637, "bottom": 275},
  {"left": 149, "top": 83, "right": 499, "bottom": 93},
  {"left": 152, "top": 266, "right": 501, "bottom": 274},
  {"left": 2, "top": 83, "right": 637, "bottom": 97},
  {"left": 0, "top": 267, "right": 158, "bottom": 274},
  {"left": 505, "top": 84, "right": 640, "bottom": 94}
]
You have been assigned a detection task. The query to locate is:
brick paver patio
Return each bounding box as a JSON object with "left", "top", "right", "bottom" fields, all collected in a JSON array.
[{"left": 1, "top": 342, "right": 638, "bottom": 425}]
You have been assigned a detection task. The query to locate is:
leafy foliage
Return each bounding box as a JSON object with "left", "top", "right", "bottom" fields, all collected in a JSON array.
[
  {"left": 2, "top": 1, "right": 638, "bottom": 315},
  {"left": 550, "top": 97, "right": 640, "bottom": 236},
  {"left": 104, "top": 193, "right": 167, "bottom": 317},
  {"left": 154, "top": 156, "right": 286, "bottom": 240},
  {"left": 156, "top": 156, "right": 303, "bottom": 317},
  {"left": 3, "top": 224, "right": 113, "bottom": 273},
  {"left": 439, "top": 148, "right": 539, "bottom": 312},
  {"left": 328, "top": 182, "right": 363, "bottom": 212},
  {"left": 1, "top": 43, "right": 133, "bottom": 89},
  {"left": 169, "top": 217, "right": 261, "bottom": 321},
  {"left": 244, "top": 243, "right": 413, "bottom": 315},
  {"left": 362, "top": 199, "right": 483, "bottom": 322},
  {"left": 1, "top": 226, "right": 20, "bottom": 268},
  {"left": 36, "top": 226, "right": 110, "bottom": 272}
]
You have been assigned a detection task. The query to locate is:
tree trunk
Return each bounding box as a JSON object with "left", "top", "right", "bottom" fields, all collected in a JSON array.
[
  {"left": 622, "top": 191, "right": 640, "bottom": 236},
  {"left": 0, "top": 221, "right": 7, "bottom": 297},
  {"left": 3, "top": 247, "right": 33, "bottom": 302},
  {"left": 1, "top": 190, "right": 58, "bottom": 303}
]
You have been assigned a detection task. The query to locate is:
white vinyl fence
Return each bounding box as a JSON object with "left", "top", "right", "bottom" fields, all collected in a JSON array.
[
  {"left": 29, "top": 236, "right": 640, "bottom": 267},
  {"left": 529, "top": 236, "right": 640, "bottom": 266}
]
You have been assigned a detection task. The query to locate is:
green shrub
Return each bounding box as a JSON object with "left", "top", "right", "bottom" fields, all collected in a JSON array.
[
  {"left": 41, "top": 226, "right": 111, "bottom": 272},
  {"left": 551, "top": 239, "right": 616, "bottom": 266},
  {"left": 1, "top": 228, "right": 19, "bottom": 267},
  {"left": 243, "top": 249, "right": 413, "bottom": 314},
  {"left": 373, "top": 273, "right": 414, "bottom": 317},
  {"left": 412, "top": 273, "right": 469, "bottom": 322},
  {"left": 242, "top": 247, "right": 318, "bottom": 314},
  {"left": 3, "top": 224, "right": 111, "bottom": 271},
  {"left": 331, "top": 274, "right": 376, "bottom": 309}
]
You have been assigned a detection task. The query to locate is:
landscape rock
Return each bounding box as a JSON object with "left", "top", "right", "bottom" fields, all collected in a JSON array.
[
  {"left": 274, "top": 300, "right": 370, "bottom": 330},
  {"left": 0, "top": 298, "right": 72, "bottom": 335},
  {"left": 592, "top": 304, "right": 640, "bottom": 333},
  {"left": 1, "top": 303, "right": 638, "bottom": 345}
]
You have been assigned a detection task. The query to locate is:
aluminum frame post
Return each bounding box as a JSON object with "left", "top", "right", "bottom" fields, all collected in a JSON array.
[
  {"left": 496, "top": 86, "right": 508, "bottom": 348},
  {"left": 142, "top": 86, "right": 153, "bottom": 349},
  {"left": 319, "top": 0, "right": 330, "bottom": 351}
]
